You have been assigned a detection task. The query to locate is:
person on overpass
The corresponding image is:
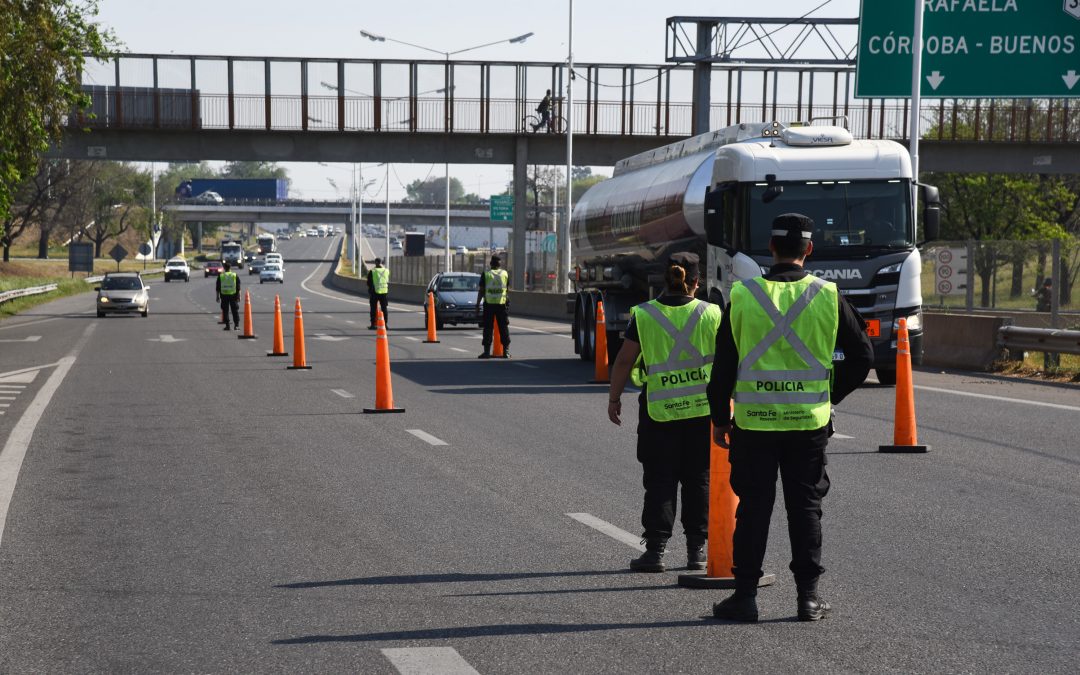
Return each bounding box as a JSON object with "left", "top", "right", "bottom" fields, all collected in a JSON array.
[
  {"left": 606, "top": 252, "right": 722, "bottom": 573},
  {"left": 216, "top": 262, "right": 241, "bottom": 331},
  {"left": 532, "top": 89, "right": 552, "bottom": 132},
  {"left": 367, "top": 258, "right": 390, "bottom": 329},
  {"left": 708, "top": 213, "right": 872, "bottom": 623},
  {"left": 477, "top": 255, "right": 510, "bottom": 358}
]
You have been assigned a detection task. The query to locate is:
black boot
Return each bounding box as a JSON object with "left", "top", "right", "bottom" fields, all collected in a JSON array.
[
  {"left": 797, "top": 582, "right": 831, "bottom": 621},
  {"left": 477, "top": 351, "right": 491, "bottom": 359},
  {"left": 712, "top": 589, "right": 759, "bottom": 622},
  {"left": 629, "top": 539, "right": 667, "bottom": 573},
  {"left": 686, "top": 538, "right": 706, "bottom": 571}
]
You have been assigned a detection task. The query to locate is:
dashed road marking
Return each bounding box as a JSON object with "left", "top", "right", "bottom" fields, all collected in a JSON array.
[
  {"left": 404, "top": 336, "right": 421, "bottom": 342},
  {"left": 449, "top": 347, "right": 469, "bottom": 353},
  {"left": 0, "top": 336, "right": 42, "bottom": 343},
  {"left": 913, "top": 384, "right": 1080, "bottom": 412},
  {"left": 406, "top": 429, "right": 448, "bottom": 446},
  {"left": 514, "top": 362, "right": 539, "bottom": 369},
  {"left": 381, "top": 647, "right": 479, "bottom": 675},
  {"left": 832, "top": 433, "right": 854, "bottom": 439},
  {"left": 331, "top": 389, "right": 354, "bottom": 398},
  {"left": 566, "top": 512, "right": 645, "bottom": 551}
]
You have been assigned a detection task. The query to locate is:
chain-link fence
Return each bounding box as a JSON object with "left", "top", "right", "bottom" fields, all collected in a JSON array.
[{"left": 922, "top": 240, "right": 1078, "bottom": 317}]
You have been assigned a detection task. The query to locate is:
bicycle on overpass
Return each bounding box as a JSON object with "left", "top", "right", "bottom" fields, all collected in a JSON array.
[{"left": 522, "top": 113, "right": 566, "bottom": 134}]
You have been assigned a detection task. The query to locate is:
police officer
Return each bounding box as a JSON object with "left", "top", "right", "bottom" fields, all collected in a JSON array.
[
  {"left": 708, "top": 213, "right": 872, "bottom": 622},
  {"left": 216, "top": 262, "right": 241, "bottom": 331},
  {"left": 607, "top": 252, "right": 722, "bottom": 573},
  {"left": 477, "top": 255, "right": 510, "bottom": 359},
  {"left": 367, "top": 257, "right": 390, "bottom": 329}
]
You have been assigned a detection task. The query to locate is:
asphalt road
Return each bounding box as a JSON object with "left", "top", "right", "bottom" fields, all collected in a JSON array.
[{"left": 1, "top": 236, "right": 1078, "bottom": 673}]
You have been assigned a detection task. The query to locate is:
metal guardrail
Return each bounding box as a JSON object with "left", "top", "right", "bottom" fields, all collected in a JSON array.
[
  {"left": 999, "top": 326, "right": 1080, "bottom": 356},
  {"left": 0, "top": 284, "right": 60, "bottom": 305}
]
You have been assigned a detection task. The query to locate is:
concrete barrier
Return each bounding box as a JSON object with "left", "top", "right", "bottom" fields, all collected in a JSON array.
[{"left": 922, "top": 313, "right": 1013, "bottom": 371}]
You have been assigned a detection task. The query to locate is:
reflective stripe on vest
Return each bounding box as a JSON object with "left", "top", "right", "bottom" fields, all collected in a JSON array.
[
  {"left": 219, "top": 272, "right": 238, "bottom": 296},
  {"left": 484, "top": 269, "right": 508, "bottom": 304},
  {"left": 634, "top": 299, "right": 722, "bottom": 422},
  {"left": 731, "top": 275, "right": 838, "bottom": 431},
  {"left": 372, "top": 267, "right": 390, "bottom": 294}
]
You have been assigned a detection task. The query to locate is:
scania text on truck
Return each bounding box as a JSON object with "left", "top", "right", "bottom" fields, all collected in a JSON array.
[{"left": 569, "top": 120, "right": 940, "bottom": 385}]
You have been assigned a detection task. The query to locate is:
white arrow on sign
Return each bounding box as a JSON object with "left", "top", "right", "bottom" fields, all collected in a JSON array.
[
  {"left": 0, "top": 336, "right": 41, "bottom": 343},
  {"left": 1064, "top": 70, "right": 1080, "bottom": 91},
  {"left": 148, "top": 335, "right": 185, "bottom": 343},
  {"left": 926, "top": 71, "right": 946, "bottom": 90},
  {"left": 312, "top": 334, "right": 349, "bottom": 342}
]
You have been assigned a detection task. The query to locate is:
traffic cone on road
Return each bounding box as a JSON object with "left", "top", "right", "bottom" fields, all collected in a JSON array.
[
  {"left": 267, "top": 295, "right": 288, "bottom": 357},
  {"left": 363, "top": 309, "right": 404, "bottom": 413},
  {"left": 590, "top": 301, "right": 610, "bottom": 383},
  {"left": 879, "top": 318, "right": 929, "bottom": 453},
  {"left": 238, "top": 290, "right": 257, "bottom": 340},
  {"left": 492, "top": 321, "right": 505, "bottom": 357},
  {"left": 423, "top": 291, "right": 440, "bottom": 343},
  {"left": 678, "top": 421, "right": 776, "bottom": 589},
  {"left": 287, "top": 298, "right": 312, "bottom": 370},
  {"left": 218, "top": 307, "right": 225, "bottom": 325}
]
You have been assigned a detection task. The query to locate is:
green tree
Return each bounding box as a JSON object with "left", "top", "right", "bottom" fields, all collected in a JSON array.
[
  {"left": 221, "top": 161, "right": 289, "bottom": 183},
  {"left": 0, "top": 1, "right": 115, "bottom": 237},
  {"left": 78, "top": 162, "right": 150, "bottom": 258},
  {"left": 404, "top": 176, "right": 465, "bottom": 204}
]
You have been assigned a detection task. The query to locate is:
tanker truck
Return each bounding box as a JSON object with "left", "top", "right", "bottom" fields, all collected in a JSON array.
[{"left": 569, "top": 120, "right": 940, "bottom": 385}]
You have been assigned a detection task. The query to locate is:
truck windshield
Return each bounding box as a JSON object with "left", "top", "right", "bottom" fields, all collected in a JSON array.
[{"left": 744, "top": 180, "right": 911, "bottom": 257}]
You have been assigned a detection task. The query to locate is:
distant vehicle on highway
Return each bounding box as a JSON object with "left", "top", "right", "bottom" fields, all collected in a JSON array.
[
  {"left": 424, "top": 272, "right": 482, "bottom": 330},
  {"left": 164, "top": 258, "right": 190, "bottom": 282},
  {"left": 276, "top": 233, "right": 291, "bottom": 241},
  {"left": 96, "top": 272, "right": 150, "bottom": 318},
  {"left": 247, "top": 259, "right": 266, "bottom": 275},
  {"left": 307, "top": 228, "right": 318, "bottom": 237},
  {"left": 264, "top": 253, "right": 283, "bottom": 269},
  {"left": 391, "top": 239, "right": 403, "bottom": 250},
  {"left": 317, "top": 225, "right": 329, "bottom": 237},
  {"left": 455, "top": 246, "right": 468, "bottom": 255},
  {"left": 204, "top": 260, "right": 224, "bottom": 277},
  {"left": 257, "top": 233, "right": 276, "bottom": 254},
  {"left": 297, "top": 230, "right": 307, "bottom": 238},
  {"left": 260, "top": 263, "right": 284, "bottom": 284},
  {"left": 221, "top": 241, "right": 244, "bottom": 269},
  {"left": 193, "top": 190, "right": 224, "bottom": 205}
]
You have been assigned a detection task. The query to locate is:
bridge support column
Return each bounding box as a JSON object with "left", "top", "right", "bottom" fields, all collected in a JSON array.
[
  {"left": 512, "top": 136, "right": 528, "bottom": 293},
  {"left": 691, "top": 21, "right": 712, "bottom": 135}
]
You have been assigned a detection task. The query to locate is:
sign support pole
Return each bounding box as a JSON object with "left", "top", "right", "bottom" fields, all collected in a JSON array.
[{"left": 908, "top": 0, "right": 924, "bottom": 185}]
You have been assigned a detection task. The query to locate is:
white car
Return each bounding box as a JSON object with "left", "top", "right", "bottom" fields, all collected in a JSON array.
[
  {"left": 164, "top": 258, "right": 190, "bottom": 282},
  {"left": 193, "top": 190, "right": 224, "bottom": 204},
  {"left": 260, "top": 263, "right": 284, "bottom": 284},
  {"left": 264, "top": 253, "right": 283, "bottom": 269},
  {"left": 455, "top": 246, "right": 468, "bottom": 255}
]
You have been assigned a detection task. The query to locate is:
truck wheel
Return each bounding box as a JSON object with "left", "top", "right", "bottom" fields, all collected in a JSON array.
[{"left": 876, "top": 367, "right": 897, "bottom": 385}]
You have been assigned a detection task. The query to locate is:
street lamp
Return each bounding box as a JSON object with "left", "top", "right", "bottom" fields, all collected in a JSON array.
[{"left": 360, "top": 28, "right": 533, "bottom": 272}]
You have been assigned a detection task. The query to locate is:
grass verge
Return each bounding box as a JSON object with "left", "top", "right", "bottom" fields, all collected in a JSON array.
[{"left": 0, "top": 260, "right": 163, "bottom": 321}]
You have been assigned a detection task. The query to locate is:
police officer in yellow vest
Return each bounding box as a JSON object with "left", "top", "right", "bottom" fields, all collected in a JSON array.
[
  {"left": 708, "top": 213, "right": 872, "bottom": 622},
  {"left": 477, "top": 255, "right": 510, "bottom": 359},
  {"left": 215, "top": 262, "right": 241, "bottom": 331},
  {"left": 608, "top": 252, "right": 722, "bottom": 573},
  {"left": 367, "top": 258, "right": 390, "bottom": 329}
]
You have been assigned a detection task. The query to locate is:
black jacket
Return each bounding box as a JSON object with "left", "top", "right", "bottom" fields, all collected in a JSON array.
[{"left": 706, "top": 263, "right": 874, "bottom": 427}]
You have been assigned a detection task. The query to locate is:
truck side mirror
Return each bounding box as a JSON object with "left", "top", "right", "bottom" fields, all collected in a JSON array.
[
  {"left": 918, "top": 183, "right": 941, "bottom": 241},
  {"left": 704, "top": 185, "right": 734, "bottom": 251}
]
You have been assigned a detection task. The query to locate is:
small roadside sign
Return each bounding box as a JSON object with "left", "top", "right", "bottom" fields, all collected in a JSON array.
[
  {"left": 490, "top": 194, "right": 513, "bottom": 222},
  {"left": 68, "top": 242, "right": 94, "bottom": 273},
  {"left": 109, "top": 244, "right": 128, "bottom": 271},
  {"left": 934, "top": 247, "right": 967, "bottom": 296}
]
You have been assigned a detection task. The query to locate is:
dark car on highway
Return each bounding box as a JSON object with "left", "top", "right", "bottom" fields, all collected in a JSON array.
[
  {"left": 424, "top": 272, "right": 482, "bottom": 330},
  {"left": 248, "top": 258, "right": 266, "bottom": 275},
  {"left": 204, "top": 260, "right": 224, "bottom": 278}
]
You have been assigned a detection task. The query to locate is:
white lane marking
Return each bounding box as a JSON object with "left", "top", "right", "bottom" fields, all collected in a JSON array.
[
  {"left": 148, "top": 334, "right": 185, "bottom": 343},
  {"left": 0, "top": 369, "right": 40, "bottom": 384},
  {"left": 0, "top": 317, "right": 62, "bottom": 332},
  {"left": 345, "top": 320, "right": 356, "bottom": 324},
  {"left": 566, "top": 513, "right": 645, "bottom": 551},
  {"left": 449, "top": 347, "right": 469, "bottom": 353},
  {"left": 382, "top": 647, "right": 480, "bottom": 675},
  {"left": 331, "top": 389, "right": 355, "bottom": 398},
  {"left": 405, "top": 336, "right": 421, "bottom": 342},
  {"left": 463, "top": 335, "right": 483, "bottom": 339},
  {"left": 406, "top": 429, "right": 448, "bottom": 446},
  {"left": 312, "top": 334, "right": 349, "bottom": 342},
  {"left": 299, "top": 239, "right": 367, "bottom": 305},
  {"left": 0, "top": 336, "right": 41, "bottom": 343},
  {"left": 832, "top": 433, "right": 854, "bottom": 440},
  {"left": 0, "top": 397, "right": 16, "bottom": 401},
  {"left": 0, "top": 323, "right": 95, "bottom": 548},
  {"left": 913, "top": 384, "right": 1080, "bottom": 412},
  {"left": 0, "top": 404, "right": 10, "bottom": 408},
  {"left": 514, "top": 362, "right": 539, "bottom": 369}
]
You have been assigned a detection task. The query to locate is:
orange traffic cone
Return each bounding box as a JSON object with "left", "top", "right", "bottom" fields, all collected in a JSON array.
[
  {"left": 287, "top": 298, "right": 311, "bottom": 370},
  {"left": 678, "top": 422, "right": 777, "bottom": 589},
  {"left": 492, "top": 320, "right": 505, "bottom": 357},
  {"left": 423, "top": 291, "right": 440, "bottom": 343},
  {"left": 218, "top": 307, "right": 226, "bottom": 324},
  {"left": 363, "top": 308, "right": 404, "bottom": 413},
  {"left": 879, "top": 318, "right": 929, "bottom": 453},
  {"left": 238, "top": 290, "right": 257, "bottom": 340},
  {"left": 590, "top": 300, "right": 610, "bottom": 383},
  {"left": 267, "top": 295, "right": 288, "bottom": 357}
]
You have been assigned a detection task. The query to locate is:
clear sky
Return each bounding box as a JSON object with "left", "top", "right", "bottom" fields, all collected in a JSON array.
[{"left": 91, "top": 0, "right": 862, "bottom": 200}]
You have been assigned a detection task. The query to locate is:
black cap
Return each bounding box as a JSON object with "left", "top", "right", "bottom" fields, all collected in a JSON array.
[
  {"left": 771, "top": 213, "right": 815, "bottom": 241},
  {"left": 373, "top": 257, "right": 382, "bottom": 265},
  {"left": 490, "top": 254, "right": 502, "bottom": 265},
  {"left": 1043, "top": 278, "right": 1052, "bottom": 286},
  {"left": 668, "top": 251, "right": 700, "bottom": 280},
  {"left": 222, "top": 261, "right": 230, "bottom": 270}
]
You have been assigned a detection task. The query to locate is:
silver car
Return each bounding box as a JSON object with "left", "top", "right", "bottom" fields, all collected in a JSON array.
[{"left": 96, "top": 272, "right": 150, "bottom": 318}]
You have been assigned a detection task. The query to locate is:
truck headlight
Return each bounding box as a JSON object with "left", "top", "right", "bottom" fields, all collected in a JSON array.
[
  {"left": 895, "top": 313, "right": 921, "bottom": 331},
  {"left": 878, "top": 262, "right": 903, "bottom": 275}
]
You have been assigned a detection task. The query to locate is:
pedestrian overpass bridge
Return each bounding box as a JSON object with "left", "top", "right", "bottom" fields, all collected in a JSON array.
[{"left": 162, "top": 200, "right": 534, "bottom": 228}]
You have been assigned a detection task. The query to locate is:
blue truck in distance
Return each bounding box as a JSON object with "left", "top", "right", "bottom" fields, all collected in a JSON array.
[{"left": 175, "top": 178, "right": 288, "bottom": 201}]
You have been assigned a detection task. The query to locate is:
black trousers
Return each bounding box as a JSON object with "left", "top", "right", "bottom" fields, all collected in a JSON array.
[
  {"left": 481, "top": 304, "right": 510, "bottom": 350},
  {"left": 728, "top": 425, "right": 830, "bottom": 588},
  {"left": 220, "top": 295, "right": 240, "bottom": 327},
  {"left": 636, "top": 415, "right": 711, "bottom": 543},
  {"left": 369, "top": 293, "right": 388, "bottom": 326}
]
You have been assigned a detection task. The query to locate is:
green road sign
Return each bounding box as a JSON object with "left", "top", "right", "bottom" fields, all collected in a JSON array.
[
  {"left": 490, "top": 194, "right": 513, "bottom": 222},
  {"left": 856, "top": 0, "right": 1080, "bottom": 98}
]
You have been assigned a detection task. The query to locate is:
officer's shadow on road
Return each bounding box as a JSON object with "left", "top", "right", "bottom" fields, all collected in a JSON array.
[{"left": 392, "top": 358, "right": 607, "bottom": 394}]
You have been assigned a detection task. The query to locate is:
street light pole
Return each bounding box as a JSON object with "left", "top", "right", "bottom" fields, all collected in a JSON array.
[{"left": 560, "top": 0, "right": 575, "bottom": 295}]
